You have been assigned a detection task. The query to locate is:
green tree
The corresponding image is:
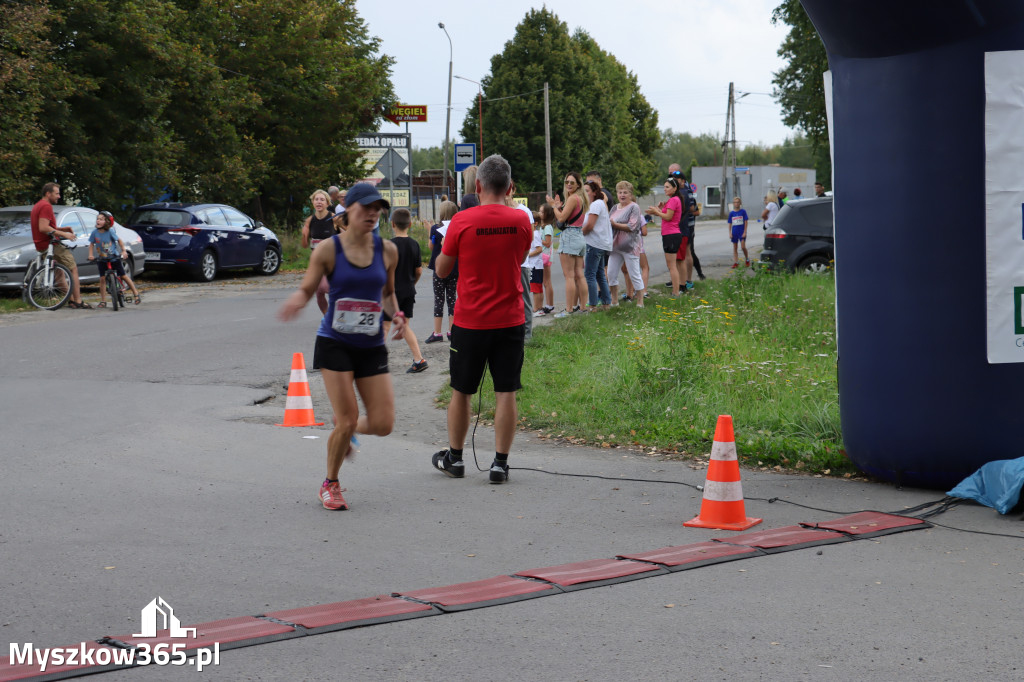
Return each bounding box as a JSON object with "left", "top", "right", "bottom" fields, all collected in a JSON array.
[
  {"left": 771, "top": 0, "right": 831, "bottom": 183},
  {"left": 411, "top": 143, "right": 452, "bottom": 175},
  {"left": 460, "top": 8, "right": 659, "bottom": 196},
  {"left": 0, "top": 1, "right": 70, "bottom": 204},
  {"left": 21, "top": 0, "right": 392, "bottom": 225},
  {"left": 206, "top": 0, "right": 394, "bottom": 222},
  {"left": 44, "top": 0, "right": 203, "bottom": 210},
  {"left": 654, "top": 131, "right": 721, "bottom": 180}
]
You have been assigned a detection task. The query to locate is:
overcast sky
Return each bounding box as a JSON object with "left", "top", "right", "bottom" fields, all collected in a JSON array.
[{"left": 354, "top": 0, "right": 798, "bottom": 151}]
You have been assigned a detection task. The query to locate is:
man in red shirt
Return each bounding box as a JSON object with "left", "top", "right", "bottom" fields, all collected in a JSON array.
[
  {"left": 431, "top": 154, "right": 532, "bottom": 483},
  {"left": 30, "top": 182, "right": 89, "bottom": 308}
]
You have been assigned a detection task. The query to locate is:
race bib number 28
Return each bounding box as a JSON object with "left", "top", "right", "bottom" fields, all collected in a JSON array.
[{"left": 332, "top": 298, "right": 381, "bottom": 335}]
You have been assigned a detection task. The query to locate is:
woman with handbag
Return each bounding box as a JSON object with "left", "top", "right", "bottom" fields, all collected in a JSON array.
[
  {"left": 607, "top": 181, "right": 645, "bottom": 307},
  {"left": 546, "top": 172, "right": 588, "bottom": 318}
]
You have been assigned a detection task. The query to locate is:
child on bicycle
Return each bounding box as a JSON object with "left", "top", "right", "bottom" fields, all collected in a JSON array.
[{"left": 88, "top": 211, "right": 141, "bottom": 306}]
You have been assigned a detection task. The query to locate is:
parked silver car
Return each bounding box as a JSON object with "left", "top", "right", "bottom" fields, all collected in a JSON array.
[{"left": 0, "top": 205, "right": 146, "bottom": 290}]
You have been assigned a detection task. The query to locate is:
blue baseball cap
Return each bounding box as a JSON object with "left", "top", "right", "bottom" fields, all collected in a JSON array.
[{"left": 344, "top": 182, "right": 390, "bottom": 210}]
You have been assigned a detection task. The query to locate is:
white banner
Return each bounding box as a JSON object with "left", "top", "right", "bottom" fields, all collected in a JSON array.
[{"left": 985, "top": 51, "right": 1024, "bottom": 363}]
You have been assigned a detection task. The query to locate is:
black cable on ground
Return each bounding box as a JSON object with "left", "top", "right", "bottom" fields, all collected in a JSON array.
[
  {"left": 506, "top": 466, "right": 1024, "bottom": 540},
  {"left": 921, "top": 520, "right": 1024, "bottom": 540}
]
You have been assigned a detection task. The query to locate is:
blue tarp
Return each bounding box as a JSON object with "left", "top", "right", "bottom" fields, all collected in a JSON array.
[{"left": 947, "top": 457, "right": 1024, "bottom": 515}]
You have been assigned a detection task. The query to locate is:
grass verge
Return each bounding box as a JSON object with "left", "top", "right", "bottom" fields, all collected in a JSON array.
[
  {"left": 456, "top": 268, "right": 849, "bottom": 475},
  {"left": 0, "top": 292, "right": 32, "bottom": 313}
]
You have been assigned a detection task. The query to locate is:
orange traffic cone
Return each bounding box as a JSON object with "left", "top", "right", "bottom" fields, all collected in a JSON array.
[
  {"left": 277, "top": 352, "right": 324, "bottom": 427},
  {"left": 684, "top": 415, "right": 762, "bottom": 531}
]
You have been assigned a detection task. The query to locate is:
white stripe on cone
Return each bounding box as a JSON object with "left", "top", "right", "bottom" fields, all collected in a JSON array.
[
  {"left": 710, "top": 439, "right": 738, "bottom": 462},
  {"left": 285, "top": 395, "right": 314, "bottom": 411},
  {"left": 290, "top": 369, "right": 309, "bottom": 384},
  {"left": 701, "top": 480, "right": 745, "bottom": 502}
]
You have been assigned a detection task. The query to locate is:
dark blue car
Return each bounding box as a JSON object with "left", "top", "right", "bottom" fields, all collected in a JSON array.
[{"left": 127, "top": 203, "right": 281, "bottom": 281}]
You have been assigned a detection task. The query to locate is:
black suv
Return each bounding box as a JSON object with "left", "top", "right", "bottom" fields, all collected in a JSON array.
[
  {"left": 128, "top": 203, "right": 281, "bottom": 281},
  {"left": 759, "top": 196, "right": 834, "bottom": 273}
]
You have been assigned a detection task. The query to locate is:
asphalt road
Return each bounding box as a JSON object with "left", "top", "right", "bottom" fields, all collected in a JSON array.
[{"left": 2, "top": 224, "right": 1022, "bottom": 681}]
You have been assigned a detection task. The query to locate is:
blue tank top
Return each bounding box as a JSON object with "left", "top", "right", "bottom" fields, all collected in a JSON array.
[{"left": 316, "top": 234, "right": 387, "bottom": 348}]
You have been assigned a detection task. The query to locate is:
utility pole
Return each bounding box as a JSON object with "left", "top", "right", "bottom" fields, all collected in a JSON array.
[
  {"left": 729, "top": 84, "right": 739, "bottom": 208},
  {"left": 544, "top": 82, "right": 552, "bottom": 199},
  {"left": 439, "top": 23, "right": 453, "bottom": 200},
  {"left": 720, "top": 82, "right": 733, "bottom": 218}
]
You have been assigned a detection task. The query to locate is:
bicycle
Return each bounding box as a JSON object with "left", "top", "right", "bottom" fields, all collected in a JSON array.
[
  {"left": 22, "top": 239, "right": 75, "bottom": 310},
  {"left": 96, "top": 257, "right": 128, "bottom": 311}
]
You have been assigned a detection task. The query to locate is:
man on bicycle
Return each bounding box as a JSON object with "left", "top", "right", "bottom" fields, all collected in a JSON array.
[
  {"left": 88, "top": 211, "right": 141, "bottom": 306},
  {"left": 30, "top": 182, "right": 90, "bottom": 309}
]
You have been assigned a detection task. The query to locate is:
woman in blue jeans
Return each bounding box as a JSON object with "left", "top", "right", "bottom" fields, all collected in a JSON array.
[{"left": 582, "top": 180, "right": 613, "bottom": 308}]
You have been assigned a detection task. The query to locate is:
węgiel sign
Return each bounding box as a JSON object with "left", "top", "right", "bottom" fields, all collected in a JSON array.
[{"left": 384, "top": 104, "right": 427, "bottom": 124}]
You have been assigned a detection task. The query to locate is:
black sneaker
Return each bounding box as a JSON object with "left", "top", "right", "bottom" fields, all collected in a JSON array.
[
  {"left": 406, "top": 359, "right": 428, "bottom": 373},
  {"left": 424, "top": 333, "right": 443, "bottom": 344},
  {"left": 489, "top": 461, "right": 509, "bottom": 484},
  {"left": 432, "top": 450, "right": 464, "bottom": 478},
  {"left": 663, "top": 282, "right": 673, "bottom": 288}
]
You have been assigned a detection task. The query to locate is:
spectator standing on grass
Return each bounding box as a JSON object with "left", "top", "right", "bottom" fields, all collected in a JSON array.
[
  {"left": 528, "top": 216, "right": 546, "bottom": 318},
  {"left": 301, "top": 189, "right": 339, "bottom": 314},
  {"left": 645, "top": 178, "right": 685, "bottom": 296},
  {"left": 537, "top": 204, "right": 556, "bottom": 315},
  {"left": 547, "top": 172, "right": 588, "bottom": 318},
  {"left": 31, "top": 182, "right": 90, "bottom": 308},
  {"left": 389, "top": 208, "right": 427, "bottom": 373},
  {"left": 581, "top": 180, "right": 613, "bottom": 309},
  {"left": 669, "top": 166, "right": 701, "bottom": 289},
  {"left": 508, "top": 186, "right": 535, "bottom": 340},
  {"left": 425, "top": 200, "right": 459, "bottom": 344},
  {"left": 430, "top": 154, "right": 531, "bottom": 485},
  {"left": 278, "top": 183, "right": 405, "bottom": 511},
  {"left": 607, "top": 180, "right": 645, "bottom": 308},
  {"left": 727, "top": 196, "right": 750, "bottom": 268},
  {"left": 624, "top": 216, "right": 651, "bottom": 301}
]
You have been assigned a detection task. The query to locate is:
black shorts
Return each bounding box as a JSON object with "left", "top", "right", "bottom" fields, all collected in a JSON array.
[
  {"left": 313, "top": 335, "right": 389, "bottom": 378},
  {"left": 449, "top": 324, "right": 525, "bottom": 394},
  {"left": 662, "top": 233, "right": 683, "bottom": 254},
  {"left": 529, "top": 268, "right": 543, "bottom": 285},
  {"left": 396, "top": 293, "right": 415, "bottom": 318}
]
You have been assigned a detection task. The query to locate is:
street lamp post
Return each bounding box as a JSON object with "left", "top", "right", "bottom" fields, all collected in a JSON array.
[
  {"left": 454, "top": 75, "right": 483, "bottom": 159},
  {"left": 439, "top": 23, "right": 453, "bottom": 199}
]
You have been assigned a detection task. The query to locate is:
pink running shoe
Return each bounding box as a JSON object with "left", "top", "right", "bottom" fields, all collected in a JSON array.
[{"left": 319, "top": 480, "right": 348, "bottom": 510}]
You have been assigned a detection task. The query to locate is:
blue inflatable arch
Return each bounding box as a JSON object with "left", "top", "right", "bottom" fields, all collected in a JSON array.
[{"left": 801, "top": 1, "right": 1024, "bottom": 488}]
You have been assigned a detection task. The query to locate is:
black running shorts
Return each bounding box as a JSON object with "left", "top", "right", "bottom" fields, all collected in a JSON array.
[
  {"left": 313, "top": 335, "right": 389, "bottom": 378},
  {"left": 449, "top": 324, "right": 525, "bottom": 394}
]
